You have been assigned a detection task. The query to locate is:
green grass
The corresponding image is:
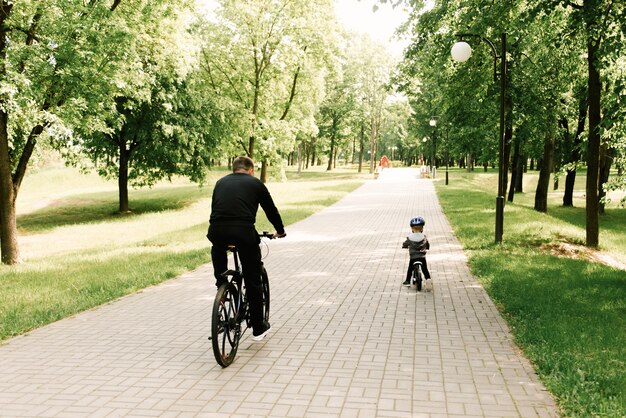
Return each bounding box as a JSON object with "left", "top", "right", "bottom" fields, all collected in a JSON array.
[
  {"left": 1, "top": 164, "right": 365, "bottom": 342},
  {"left": 6, "top": 162, "right": 626, "bottom": 417},
  {"left": 435, "top": 168, "right": 626, "bottom": 418}
]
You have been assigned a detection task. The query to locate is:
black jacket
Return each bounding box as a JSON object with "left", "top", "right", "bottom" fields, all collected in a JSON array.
[{"left": 209, "top": 172, "right": 284, "bottom": 233}]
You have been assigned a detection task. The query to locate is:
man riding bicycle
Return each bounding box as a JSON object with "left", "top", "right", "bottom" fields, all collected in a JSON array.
[{"left": 207, "top": 156, "right": 286, "bottom": 341}]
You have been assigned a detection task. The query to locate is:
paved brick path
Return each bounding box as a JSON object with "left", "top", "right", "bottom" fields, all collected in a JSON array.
[{"left": 0, "top": 168, "right": 559, "bottom": 417}]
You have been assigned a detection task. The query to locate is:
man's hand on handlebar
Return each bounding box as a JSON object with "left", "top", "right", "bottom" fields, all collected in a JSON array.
[{"left": 260, "top": 230, "right": 286, "bottom": 239}]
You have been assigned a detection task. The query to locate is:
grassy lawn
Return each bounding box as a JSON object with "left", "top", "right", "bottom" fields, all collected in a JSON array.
[
  {"left": 1, "top": 163, "right": 368, "bottom": 342},
  {"left": 435, "top": 168, "right": 626, "bottom": 418},
  {"left": 4, "top": 161, "right": 625, "bottom": 417}
]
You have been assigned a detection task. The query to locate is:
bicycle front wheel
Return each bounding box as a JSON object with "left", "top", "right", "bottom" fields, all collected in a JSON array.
[
  {"left": 261, "top": 266, "right": 270, "bottom": 322},
  {"left": 211, "top": 283, "right": 241, "bottom": 367}
]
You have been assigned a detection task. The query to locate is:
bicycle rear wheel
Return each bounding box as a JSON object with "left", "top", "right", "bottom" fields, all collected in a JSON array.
[
  {"left": 413, "top": 263, "right": 423, "bottom": 291},
  {"left": 211, "top": 283, "right": 241, "bottom": 367},
  {"left": 261, "top": 266, "right": 270, "bottom": 322}
]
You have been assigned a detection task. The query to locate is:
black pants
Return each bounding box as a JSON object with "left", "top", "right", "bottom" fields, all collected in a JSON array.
[
  {"left": 406, "top": 257, "right": 431, "bottom": 281},
  {"left": 208, "top": 225, "right": 265, "bottom": 333}
]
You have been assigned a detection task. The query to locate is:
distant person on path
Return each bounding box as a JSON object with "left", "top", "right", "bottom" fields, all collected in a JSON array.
[
  {"left": 207, "top": 156, "right": 286, "bottom": 341},
  {"left": 402, "top": 216, "right": 432, "bottom": 291},
  {"left": 379, "top": 155, "right": 390, "bottom": 170}
]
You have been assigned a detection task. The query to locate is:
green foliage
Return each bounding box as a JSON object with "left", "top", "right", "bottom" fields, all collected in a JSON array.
[
  {"left": 0, "top": 0, "right": 226, "bottom": 262},
  {"left": 393, "top": 0, "right": 626, "bottom": 248},
  {"left": 3, "top": 2, "right": 129, "bottom": 166},
  {"left": 436, "top": 170, "right": 626, "bottom": 417},
  {"left": 197, "top": 0, "right": 339, "bottom": 161},
  {"left": 61, "top": 2, "right": 224, "bottom": 190},
  {"left": 314, "top": 33, "right": 399, "bottom": 167}
]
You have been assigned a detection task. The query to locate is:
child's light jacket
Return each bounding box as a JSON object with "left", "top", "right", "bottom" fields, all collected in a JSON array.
[{"left": 402, "top": 232, "right": 430, "bottom": 258}]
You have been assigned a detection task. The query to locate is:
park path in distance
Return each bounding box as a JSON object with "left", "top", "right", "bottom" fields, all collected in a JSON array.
[{"left": 0, "top": 167, "right": 559, "bottom": 417}]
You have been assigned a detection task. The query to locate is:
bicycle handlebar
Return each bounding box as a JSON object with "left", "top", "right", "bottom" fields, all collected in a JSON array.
[{"left": 260, "top": 230, "right": 286, "bottom": 240}]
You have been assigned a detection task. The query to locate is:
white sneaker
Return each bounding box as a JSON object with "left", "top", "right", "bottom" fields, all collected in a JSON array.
[
  {"left": 424, "top": 279, "right": 433, "bottom": 292},
  {"left": 251, "top": 323, "right": 271, "bottom": 342}
]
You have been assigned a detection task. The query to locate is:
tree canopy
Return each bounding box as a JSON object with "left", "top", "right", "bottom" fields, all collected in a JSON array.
[
  {"left": 0, "top": 0, "right": 623, "bottom": 263},
  {"left": 392, "top": 0, "right": 625, "bottom": 247}
]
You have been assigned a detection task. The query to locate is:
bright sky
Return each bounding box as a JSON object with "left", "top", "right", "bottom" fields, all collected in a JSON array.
[
  {"left": 196, "top": 0, "right": 410, "bottom": 57},
  {"left": 333, "top": 0, "right": 410, "bottom": 57}
]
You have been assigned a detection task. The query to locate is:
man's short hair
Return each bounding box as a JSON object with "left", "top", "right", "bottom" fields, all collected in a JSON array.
[{"left": 232, "top": 156, "right": 255, "bottom": 172}]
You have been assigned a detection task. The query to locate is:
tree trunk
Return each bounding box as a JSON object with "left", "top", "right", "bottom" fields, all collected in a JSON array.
[
  {"left": 326, "top": 137, "right": 334, "bottom": 171},
  {"left": 248, "top": 134, "right": 255, "bottom": 159},
  {"left": 504, "top": 90, "right": 513, "bottom": 196},
  {"left": 562, "top": 87, "right": 586, "bottom": 207},
  {"left": 508, "top": 139, "right": 520, "bottom": 202},
  {"left": 534, "top": 132, "right": 555, "bottom": 213},
  {"left": 369, "top": 118, "right": 376, "bottom": 175},
  {"left": 563, "top": 170, "right": 577, "bottom": 207},
  {"left": 0, "top": 110, "right": 19, "bottom": 264},
  {"left": 358, "top": 122, "right": 365, "bottom": 173},
  {"left": 260, "top": 160, "right": 268, "bottom": 183},
  {"left": 559, "top": 116, "right": 574, "bottom": 206},
  {"left": 516, "top": 155, "right": 524, "bottom": 192},
  {"left": 585, "top": 31, "right": 601, "bottom": 247},
  {"left": 598, "top": 146, "right": 613, "bottom": 214},
  {"left": 327, "top": 116, "right": 337, "bottom": 171},
  {"left": 118, "top": 139, "right": 130, "bottom": 213},
  {"left": 297, "top": 143, "right": 302, "bottom": 173},
  {"left": 0, "top": 4, "right": 19, "bottom": 264}
]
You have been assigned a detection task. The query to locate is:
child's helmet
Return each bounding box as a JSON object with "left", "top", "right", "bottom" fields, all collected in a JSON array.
[{"left": 409, "top": 216, "right": 425, "bottom": 226}]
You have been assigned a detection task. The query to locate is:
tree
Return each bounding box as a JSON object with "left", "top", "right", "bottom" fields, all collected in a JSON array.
[
  {"left": 0, "top": 1, "right": 138, "bottom": 264},
  {"left": 198, "top": 0, "right": 337, "bottom": 181},
  {"left": 379, "top": 100, "right": 412, "bottom": 163},
  {"left": 395, "top": 0, "right": 625, "bottom": 246},
  {"left": 346, "top": 36, "right": 395, "bottom": 173},
  {"left": 559, "top": 83, "right": 587, "bottom": 207},
  {"left": 65, "top": 2, "right": 222, "bottom": 213},
  {"left": 314, "top": 32, "right": 398, "bottom": 172},
  {"left": 315, "top": 38, "right": 355, "bottom": 171},
  {"left": 531, "top": 0, "right": 626, "bottom": 246}
]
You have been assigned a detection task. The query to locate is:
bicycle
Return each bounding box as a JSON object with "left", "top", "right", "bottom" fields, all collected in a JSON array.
[
  {"left": 412, "top": 260, "right": 425, "bottom": 291},
  {"left": 209, "top": 231, "right": 274, "bottom": 368}
]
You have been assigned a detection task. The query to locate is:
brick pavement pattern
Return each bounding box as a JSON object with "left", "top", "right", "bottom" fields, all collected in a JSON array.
[{"left": 0, "top": 168, "right": 559, "bottom": 417}]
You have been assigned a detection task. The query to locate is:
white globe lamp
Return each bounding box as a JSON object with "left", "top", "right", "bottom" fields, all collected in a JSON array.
[{"left": 451, "top": 41, "right": 472, "bottom": 62}]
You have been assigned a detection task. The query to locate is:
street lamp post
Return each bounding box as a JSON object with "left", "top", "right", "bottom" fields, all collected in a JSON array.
[
  {"left": 445, "top": 125, "right": 449, "bottom": 186},
  {"left": 429, "top": 118, "right": 437, "bottom": 178},
  {"left": 422, "top": 137, "right": 428, "bottom": 175},
  {"left": 451, "top": 32, "right": 507, "bottom": 244}
]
